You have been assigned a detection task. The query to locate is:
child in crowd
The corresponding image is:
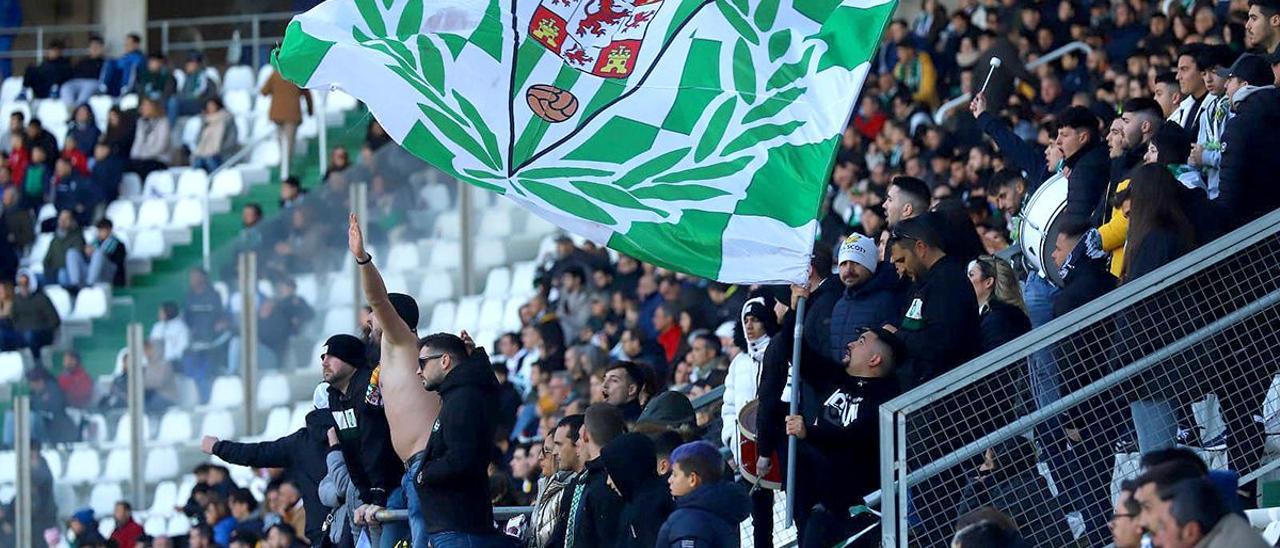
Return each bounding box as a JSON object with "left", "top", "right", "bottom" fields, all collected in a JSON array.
[{"left": 656, "top": 441, "right": 750, "bottom": 547}]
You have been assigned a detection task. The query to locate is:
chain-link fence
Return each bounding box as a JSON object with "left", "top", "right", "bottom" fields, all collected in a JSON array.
[{"left": 878, "top": 209, "right": 1280, "bottom": 547}]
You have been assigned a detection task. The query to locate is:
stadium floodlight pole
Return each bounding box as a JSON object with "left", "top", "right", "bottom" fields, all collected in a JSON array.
[{"left": 785, "top": 295, "right": 807, "bottom": 526}]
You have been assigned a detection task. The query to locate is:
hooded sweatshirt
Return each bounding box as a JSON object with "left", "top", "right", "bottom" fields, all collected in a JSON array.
[
  {"left": 655, "top": 481, "right": 751, "bottom": 548},
  {"left": 328, "top": 367, "right": 403, "bottom": 507},
  {"left": 413, "top": 348, "right": 502, "bottom": 534},
  {"left": 598, "top": 433, "right": 674, "bottom": 548}
]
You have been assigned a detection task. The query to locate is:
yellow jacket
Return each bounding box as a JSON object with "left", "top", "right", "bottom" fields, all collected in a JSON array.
[
  {"left": 1097, "top": 179, "right": 1129, "bottom": 277},
  {"left": 895, "top": 52, "right": 939, "bottom": 108}
]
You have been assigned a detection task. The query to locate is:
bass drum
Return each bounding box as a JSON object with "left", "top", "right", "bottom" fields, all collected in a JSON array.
[
  {"left": 1019, "top": 171, "right": 1069, "bottom": 287},
  {"left": 737, "top": 399, "right": 782, "bottom": 490}
]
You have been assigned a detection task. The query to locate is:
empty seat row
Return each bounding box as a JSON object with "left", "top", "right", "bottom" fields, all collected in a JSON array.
[
  {"left": 41, "top": 285, "right": 109, "bottom": 321},
  {"left": 105, "top": 197, "right": 205, "bottom": 231}
]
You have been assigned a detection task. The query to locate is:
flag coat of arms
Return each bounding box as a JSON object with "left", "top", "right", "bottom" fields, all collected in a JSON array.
[{"left": 275, "top": 0, "right": 896, "bottom": 284}]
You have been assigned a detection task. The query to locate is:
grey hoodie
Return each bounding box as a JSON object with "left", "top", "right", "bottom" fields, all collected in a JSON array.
[{"left": 319, "top": 447, "right": 378, "bottom": 547}]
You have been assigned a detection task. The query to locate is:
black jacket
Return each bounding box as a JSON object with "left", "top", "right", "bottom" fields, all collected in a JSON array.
[
  {"left": 801, "top": 275, "right": 845, "bottom": 366},
  {"left": 895, "top": 255, "right": 982, "bottom": 388},
  {"left": 1218, "top": 86, "right": 1280, "bottom": 231},
  {"left": 979, "top": 300, "right": 1031, "bottom": 353},
  {"left": 414, "top": 349, "right": 500, "bottom": 534},
  {"left": 213, "top": 409, "right": 334, "bottom": 544},
  {"left": 1061, "top": 140, "right": 1110, "bottom": 227},
  {"left": 1052, "top": 252, "right": 1116, "bottom": 319},
  {"left": 328, "top": 367, "right": 403, "bottom": 507},
  {"left": 1123, "top": 228, "right": 1190, "bottom": 283},
  {"left": 566, "top": 458, "right": 624, "bottom": 548},
  {"left": 598, "top": 433, "right": 674, "bottom": 548},
  {"left": 655, "top": 481, "right": 750, "bottom": 548}
]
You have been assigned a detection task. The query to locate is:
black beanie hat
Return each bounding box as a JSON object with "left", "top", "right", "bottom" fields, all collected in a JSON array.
[
  {"left": 741, "top": 294, "right": 780, "bottom": 336},
  {"left": 389, "top": 293, "right": 419, "bottom": 331},
  {"left": 323, "top": 334, "right": 370, "bottom": 369}
]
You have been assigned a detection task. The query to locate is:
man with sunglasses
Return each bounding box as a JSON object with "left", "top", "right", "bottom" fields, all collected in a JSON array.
[{"left": 882, "top": 213, "right": 980, "bottom": 389}]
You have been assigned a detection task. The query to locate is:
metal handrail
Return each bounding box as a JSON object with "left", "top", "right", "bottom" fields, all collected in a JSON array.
[
  {"left": 150, "top": 12, "right": 297, "bottom": 69},
  {"left": 146, "top": 12, "right": 296, "bottom": 28},
  {"left": 376, "top": 506, "right": 533, "bottom": 523},
  {"left": 932, "top": 41, "right": 1093, "bottom": 124}
]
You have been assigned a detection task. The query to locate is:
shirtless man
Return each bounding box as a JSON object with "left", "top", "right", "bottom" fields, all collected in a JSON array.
[{"left": 348, "top": 213, "right": 441, "bottom": 547}]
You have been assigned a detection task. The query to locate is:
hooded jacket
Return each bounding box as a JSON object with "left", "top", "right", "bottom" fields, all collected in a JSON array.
[
  {"left": 1218, "top": 86, "right": 1280, "bottom": 231},
  {"left": 829, "top": 264, "right": 906, "bottom": 362},
  {"left": 598, "top": 433, "right": 674, "bottom": 548},
  {"left": 328, "top": 366, "right": 403, "bottom": 507},
  {"left": 1060, "top": 140, "right": 1111, "bottom": 228},
  {"left": 894, "top": 255, "right": 982, "bottom": 388},
  {"left": 413, "top": 348, "right": 501, "bottom": 535},
  {"left": 656, "top": 481, "right": 751, "bottom": 548},
  {"left": 212, "top": 409, "right": 334, "bottom": 544}
]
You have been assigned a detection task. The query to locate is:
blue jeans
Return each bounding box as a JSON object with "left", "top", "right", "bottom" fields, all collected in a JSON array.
[
  {"left": 426, "top": 532, "right": 517, "bottom": 548},
  {"left": 381, "top": 451, "right": 429, "bottom": 548}
]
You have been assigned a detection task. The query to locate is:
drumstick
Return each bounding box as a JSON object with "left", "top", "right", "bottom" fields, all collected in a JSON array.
[{"left": 979, "top": 56, "right": 1002, "bottom": 96}]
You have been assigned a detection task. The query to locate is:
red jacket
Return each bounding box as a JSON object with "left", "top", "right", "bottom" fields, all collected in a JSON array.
[
  {"left": 58, "top": 366, "right": 93, "bottom": 408},
  {"left": 657, "top": 325, "right": 683, "bottom": 363},
  {"left": 61, "top": 149, "right": 89, "bottom": 176},
  {"left": 111, "top": 518, "right": 144, "bottom": 548},
  {"left": 9, "top": 146, "right": 28, "bottom": 186},
  {"left": 854, "top": 112, "right": 887, "bottom": 140}
]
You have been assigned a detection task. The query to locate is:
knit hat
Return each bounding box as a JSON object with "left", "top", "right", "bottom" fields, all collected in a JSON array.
[
  {"left": 837, "top": 233, "right": 878, "bottom": 274},
  {"left": 388, "top": 293, "right": 419, "bottom": 331},
  {"left": 636, "top": 391, "right": 696, "bottom": 428},
  {"left": 71, "top": 508, "right": 94, "bottom": 526},
  {"left": 322, "top": 334, "right": 369, "bottom": 369},
  {"left": 740, "top": 295, "right": 779, "bottom": 336},
  {"left": 312, "top": 382, "right": 330, "bottom": 410}
]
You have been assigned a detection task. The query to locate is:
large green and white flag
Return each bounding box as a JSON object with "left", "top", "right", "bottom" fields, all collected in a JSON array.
[{"left": 275, "top": 0, "right": 895, "bottom": 284}]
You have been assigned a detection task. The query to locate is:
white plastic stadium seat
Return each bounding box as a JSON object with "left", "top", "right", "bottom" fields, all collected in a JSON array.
[
  {"left": 144, "top": 516, "right": 167, "bottom": 536},
  {"left": 223, "top": 66, "right": 256, "bottom": 93},
  {"left": 482, "top": 267, "right": 511, "bottom": 298},
  {"left": 0, "top": 452, "right": 13, "bottom": 483},
  {"left": 37, "top": 203, "right": 56, "bottom": 225},
  {"left": 89, "top": 482, "right": 123, "bottom": 518},
  {"left": 256, "top": 65, "right": 274, "bottom": 88},
  {"left": 167, "top": 514, "right": 191, "bottom": 536},
  {"left": 135, "top": 199, "right": 171, "bottom": 229},
  {"left": 69, "top": 286, "right": 109, "bottom": 321},
  {"left": 144, "top": 446, "right": 180, "bottom": 482},
  {"left": 177, "top": 169, "right": 209, "bottom": 197},
  {"left": 223, "top": 89, "right": 253, "bottom": 116},
  {"left": 119, "top": 93, "right": 139, "bottom": 111},
  {"left": 89, "top": 95, "right": 113, "bottom": 130},
  {"left": 259, "top": 406, "right": 291, "bottom": 440},
  {"left": 386, "top": 242, "right": 421, "bottom": 273},
  {"left": 427, "top": 301, "right": 457, "bottom": 333},
  {"left": 199, "top": 409, "right": 236, "bottom": 440},
  {"left": 429, "top": 240, "right": 461, "bottom": 269},
  {"left": 207, "top": 376, "right": 245, "bottom": 409},
  {"left": 433, "top": 211, "right": 460, "bottom": 239},
  {"left": 479, "top": 214, "right": 513, "bottom": 238},
  {"left": 130, "top": 229, "right": 166, "bottom": 259},
  {"left": 155, "top": 409, "right": 193, "bottom": 444},
  {"left": 453, "top": 296, "right": 482, "bottom": 334},
  {"left": 509, "top": 261, "right": 538, "bottom": 298},
  {"left": 181, "top": 116, "right": 202, "bottom": 151},
  {"left": 477, "top": 298, "right": 505, "bottom": 332},
  {"left": 476, "top": 246, "right": 507, "bottom": 270},
  {"left": 417, "top": 271, "right": 456, "bottom": 307},
  {"left": 502, "top": 298, "right": 523, "bottom": 331},
  {"left": 112, "top": 414, "right": 151, "bottom": 446},
  {"left": 105, "top": 201, "right": 137, "bottom": 230},
  {"left": 250, "top": 140, "right": 280, "bottom": 167},
  {"left": 170, "top": 197, "right": 204, "bottom": 228},
  {"left": 143, "top": 170, "right": 176, "bottom": 198},
  {"left": 290, "top": 402, "right": 310, "bottom": 431},
  {"left": 98, "top": 517, "right": 115, "bottom": 539},
  {"left": 148, "top": 481, "right": 178, "bottom": 518},
  {"left": 0, "top": 76, "right": 24, "bottom": 103},
  {"left": 102, "top": 448, "right": 131, "bottom": 481},
  {"left": 0, "top": 352, "right": 23, "bottom": 384},
  {"left": 40, "top": 449, "right": 62, "bottom": 479},
  {"left": 119, "top": 172, "right": 143, "bottom": 199},
  {"left": 323, "top": 308, "right": 354, "bottom": 335},
  {"left": 210, "top": 169, "right": 245, "bottom": 199},
  {"left": 62, "top": 447, "right": 100, "bottom": 483},
  {"left": 256, "top": 373, "right": 291, "bottom": 411},
  {"left": 382, "top": 273, "right": 408, "bottom": 294},
  {"left": 35, "top": 100, "right": 68, "bottom": 128},
  {"left": 0, "top": 101, "right": 29, "bottom": 126},
  {"left": 43, "top": 286, "right": 71, "bottom": 320},
  {"left": 295, "top": 274, "right": 319, "bottom": 305}
]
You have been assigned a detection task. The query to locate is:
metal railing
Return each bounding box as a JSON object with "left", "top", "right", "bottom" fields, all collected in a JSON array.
[
  {"left": 933, "top": 41, "right": 1093, "bottom": 124},
  {"left": 878, "top": 208, "right": 1280, "bottom": 546},
  {"left": 0, "top": 23, "right": 104, "bottom": 62},
  {"left": 149, "top": 12, "right": 295, "bottom": 70}
]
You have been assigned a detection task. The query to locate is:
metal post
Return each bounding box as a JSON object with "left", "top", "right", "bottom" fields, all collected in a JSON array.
[
  {"left": 126, "top": 322, "right": 146, "bottom": 510},
  {"left": 785, "top": 296, "right": 806, "bottom": 526},
  {"left": 251, "top": 16, "right": 261, "bottom": 69},
  {"left": 352, "top": 183, "right": 368, "bottom": 328},
  {"left": 459, "top": 182, "right": 474, "bottom": 295},
  {"left": 13, "top": 395, "right": 30, "bottom": 548},
  {"left": 161, "top": 21, "right": 170, "bottom": 57},
  {"left": 281, "top": 130, "right": 291, "bottom": 181},
  {"left": 879, "top": 406, "right": 897, "bottom": 547},
  {"left": 202, "top": 183, "right": 211, "bottom": 272},
  {"left": 35, "top": 28, "right": 44, "bottom": 63},
  {"left": 317, "top": 91, "right": 328, "bottom": 176},
  {"left": 239, "top": 252, "right": 258, "bottom": 435}
]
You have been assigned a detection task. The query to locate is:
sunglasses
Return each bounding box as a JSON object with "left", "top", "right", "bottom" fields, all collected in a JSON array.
[{"left": 418, "top": 353, "right": 444, "bottom": 371}]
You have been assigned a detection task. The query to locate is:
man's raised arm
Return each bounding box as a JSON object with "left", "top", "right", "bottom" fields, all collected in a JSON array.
[{"left": 348, "top": 213, "right": 416, "bottom": 348}]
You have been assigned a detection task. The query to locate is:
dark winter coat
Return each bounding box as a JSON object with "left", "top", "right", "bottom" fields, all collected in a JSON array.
[
  {"left": 655, "top": 482, "right": 751, "bottom": 548},
  {"left": 894, "top": 255, "right": 982, "bottom": 388},
  {"left": 212, "top": 409, "right": 334, "bottom": 544},
  {"left": 829, "top": 265, "right": 906, "bottom": 363},
  {"left": 566, "top": 458, "right": 624, "bottom": 548},
  {"left": 597, "top": 433, "right": 674, "bottom": 548},
  {"left": 979, "top": 300, "right": 1031, "bottom": 353},
  {"left": 1060, "top": 140, "right": 1110, "bottom": 228},
  {"left": 413, "top": 348, "right": 501, "bottom": 535},
  {"left": 328, "top": 366, "right": 403, "bottom": 508},
  {"left": 1218, "top": 87, "right": 1280, "bottom": 231},
  {"left": 1123, "top": 228, "right": 1190, "bottom": 283}
]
